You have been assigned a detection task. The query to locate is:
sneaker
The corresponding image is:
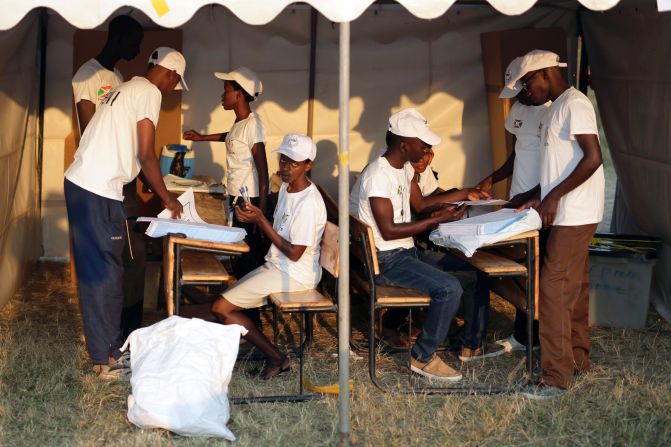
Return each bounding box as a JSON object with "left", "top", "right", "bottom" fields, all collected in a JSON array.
[
  {"left": 410, "top": 354, "right": 462, "bottom": 382},
  {"left": 520, "top": 382, "right": 564, "bottom": 400},
  {"left": 495, "top": 335, "right": 539, "bottom": 353},
  {"left": 458, "top": 342, "right": 506, "bottom": 362}
]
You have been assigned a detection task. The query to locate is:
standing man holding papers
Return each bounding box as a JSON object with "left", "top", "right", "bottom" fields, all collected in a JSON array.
[
  {"left": 511, "top": 50, "right": 605, "bottom": 399},
  {"left": 64, "top": 47, "right": 186, "bottom": 380}
]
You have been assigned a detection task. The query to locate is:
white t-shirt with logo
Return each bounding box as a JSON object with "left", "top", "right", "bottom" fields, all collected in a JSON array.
[
  {"left": 72, "top": 59, "right": 123, "bottom": 129},
  {"left": 265, "top": 182, "right": 327, "bottom": 287},
  {"left": 225, "top": 112, "right": 266, "bottom": 197},
  {"left": 417, "top": 169, "right": 439, "bottom": 197},
  {"left": 539, "top": 87, "right": 605, "bottom": 226},
  {"left": 65, "top": 76, "right": 162, "bottom": 201},
  {"left": 505, "top": 101, "right": 550, "bottom": 198},
  {"left": 353, "top": 156, "right": 415, "bottom": 251}
]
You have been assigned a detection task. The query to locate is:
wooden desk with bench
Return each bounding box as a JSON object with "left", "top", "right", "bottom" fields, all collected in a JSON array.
[{"left": 163, "top": 177, "right": 249, "bottom": 316}]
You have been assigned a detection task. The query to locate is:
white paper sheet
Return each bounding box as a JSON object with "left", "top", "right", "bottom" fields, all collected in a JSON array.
[
  {"left": 447, "top": 199, "right": 509, "bottom": 207},
  {"left": 163, "top": 174, "right": 226, "bottom": 194},
  {"left": 138, "top": 217, "right": 247, "bottom": 243},
  {"left": 158, "top": 188, "right": 205, "bottom": 223},
  {"left": 438, "top": 208, "right": 527, "bottom": 235}
]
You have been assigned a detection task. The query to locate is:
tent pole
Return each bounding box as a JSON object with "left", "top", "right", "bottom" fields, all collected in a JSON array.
[
  {"left": 306, "top": 7, "right": 318, "bottom": 138},
  {"left": 337, "top": 20, "right": 351, "bottom": 447},
  {"left": 37, "top": 8, "right": 48, "bottom": 214}
]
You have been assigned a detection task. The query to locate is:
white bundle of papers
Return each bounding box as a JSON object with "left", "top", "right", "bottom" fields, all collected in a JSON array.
[
  {"left": 138, "top": 188, "right": 246, "bottom": 244},
  {"left": 439, "top": 208, "right": 528, "bottom": 236}
]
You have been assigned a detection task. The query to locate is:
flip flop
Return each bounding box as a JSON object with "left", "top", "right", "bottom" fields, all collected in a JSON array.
[{"left": 248, "top": 357, "right": 291, "bottom": 380}]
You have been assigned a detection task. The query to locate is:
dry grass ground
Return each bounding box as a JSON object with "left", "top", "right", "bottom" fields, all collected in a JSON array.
[{"left": 1, "top": 262, "right": 670, "bottom": 446}]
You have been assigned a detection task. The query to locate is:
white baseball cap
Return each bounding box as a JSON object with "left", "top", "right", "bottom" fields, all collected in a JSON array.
[
  {"left": 388, "top": 108, "right": 441, "bottom": 146},
  {"left": 500, "top": 49, "right": 567, "bottom": 98},
  {"left": 214, "top": 67, "right": 263, "bottom": 99},
  {"left": 274, "top": 133, "right": 317, "bottom": 162},
  {"left": 148, "top": 47, "right": 188, "bottom": 91}
]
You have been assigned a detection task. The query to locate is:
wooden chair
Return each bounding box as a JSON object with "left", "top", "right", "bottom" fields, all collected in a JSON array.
[
  {"left": 316, "top": 184, "right": 339, "bottom": 224},
  {"left": 349, "top": 214, "right": 435, "bottom": 391},
  {"left": 232, "top": 221, "right": 340, "bottom": 404},
  {"left": 350, "top": 214, "right": 538, "bottom": 394}
]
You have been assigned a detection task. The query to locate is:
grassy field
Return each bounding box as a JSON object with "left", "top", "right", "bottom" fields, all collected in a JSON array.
[{"left": 1, "top": 262, "right": 670, "bottom": 446}]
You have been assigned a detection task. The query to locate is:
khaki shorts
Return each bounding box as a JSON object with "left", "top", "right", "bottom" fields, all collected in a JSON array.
[{"left": 222, "top": 263, "right": 312, "bottom": 309}]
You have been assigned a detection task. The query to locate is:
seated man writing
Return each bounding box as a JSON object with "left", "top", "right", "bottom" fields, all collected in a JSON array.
[
  {"left": 211, "top": 133, "right": 327, "bottom": 380},
  {"left": 352, "top": 108, "right": 470, "bottom": 382},
  {"left": 409, "top": 152, "right": 505, "bottom": 361}
]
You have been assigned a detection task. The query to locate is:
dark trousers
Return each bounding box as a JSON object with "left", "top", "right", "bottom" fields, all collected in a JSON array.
[
  {"left": 539, "top": 224, "right": 597, "bottom": 389},
  {"left": 64, "top": 179, "right": 125, "bottom": 364},
  {"left": 376, "top": 247, "right": 462, "bottom": 362}
]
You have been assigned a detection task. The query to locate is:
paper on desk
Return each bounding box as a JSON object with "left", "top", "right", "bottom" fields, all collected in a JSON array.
[
  {"left": 140, "top": 189, "right": 246, "bottom": 243},
  {"left": 157, "top": 188, "right": 205, "bottom": 223},
  {"left": 138, "top": 217, "right": 247, "bottom": 243},
  {"left": 163, "top": 174, "right": 226, "bottom": 194},
  {"left": 430, "top": 208, "right": 541, "bottom": 257},
  {"left": 448, "top": 199, "right": 509, "bottom": 207}
]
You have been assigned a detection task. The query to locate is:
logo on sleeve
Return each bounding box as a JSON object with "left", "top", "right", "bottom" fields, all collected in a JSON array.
[
  {"left": 97, "top": 85, "right": 113, "bottom": 102},
  {"left": 513, "top": 119, "right": 524, "bottom": 128}
]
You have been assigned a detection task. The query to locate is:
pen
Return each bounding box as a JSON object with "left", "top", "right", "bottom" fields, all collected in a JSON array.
[{"left": 239, "top": 186, "right": 250, "bottom": 203}]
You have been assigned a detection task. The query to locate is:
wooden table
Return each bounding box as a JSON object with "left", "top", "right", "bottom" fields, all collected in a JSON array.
[
  {"left": 162, "top": 176, "right": 249, "bottom": 315},
  {"left": 436, "top": 230, "right": 540, "bottom": 380}
]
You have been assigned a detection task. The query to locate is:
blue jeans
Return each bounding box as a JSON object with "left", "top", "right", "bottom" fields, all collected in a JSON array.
[
  {"left": 430, "top": 252, "right": 490, "bottom": 350},
  {"left": 375, "top": 247, "right": 462, "bottom": 362}
]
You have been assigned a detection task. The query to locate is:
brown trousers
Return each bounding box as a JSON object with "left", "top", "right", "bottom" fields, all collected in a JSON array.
[{"left": 539, "top": 223, "right": 597, "bottom": 389}]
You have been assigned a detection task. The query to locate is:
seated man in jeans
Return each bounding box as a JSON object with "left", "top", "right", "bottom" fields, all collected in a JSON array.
[{"left": 351, "top": 108, "right": 466, "bottom": 382}]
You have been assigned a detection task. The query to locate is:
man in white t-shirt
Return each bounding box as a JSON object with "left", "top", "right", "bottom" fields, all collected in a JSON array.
[
  {"left": 71, "top": 15, "right": 145, "bottom": 340},
  {"left": 509, "top": 50, "right": 605, "bottom": 399},
  {"left": 475, "top": 57, "right": 552, "bottom": 354},
  {"left": 72, "top": 15, "right": 143, "bottom": 135},
  {"left": 352, "top": 108, "right": 471, "bottom": 382},
  {"left": 64, "top": 47, "right": 187, "bottom": 380},
  {"left": 211, "top": 134, "right": 326, "bottom": 380}
]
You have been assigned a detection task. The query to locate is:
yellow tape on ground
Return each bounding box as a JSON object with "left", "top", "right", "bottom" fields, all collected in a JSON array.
[
  {"left": 151, "top": 0, "right": 170, "bottom": 17},
  {"left": 303, "top": 378, "right": 353, "bottom": 395}
]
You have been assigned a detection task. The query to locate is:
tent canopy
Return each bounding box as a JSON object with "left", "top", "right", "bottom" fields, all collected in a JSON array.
[{"left": 1, "top": 0, "right": 622, "bottom": 29}]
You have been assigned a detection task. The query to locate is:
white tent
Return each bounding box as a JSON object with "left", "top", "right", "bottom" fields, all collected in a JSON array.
[{"left": 2, "top": 0, "right": 669, "bottom": 443}]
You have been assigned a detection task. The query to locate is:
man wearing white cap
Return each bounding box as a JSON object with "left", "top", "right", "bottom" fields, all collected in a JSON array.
[
  {"left": 509, "top": 50, "right": 605, "bottom": 399},
  {"left": 475, "top": 56, "right": 552, "bottom": 354},
  {"left": 352, "top": 108, "right": 466, "bottom": 382},
  {"left": 183, "top": 67, "right": 270, "bottom": 286},
  {"left": 211, "top": 134, "right": 326, "bottom": 380},
  {"left": 64, "top": 47, "right": 187, "bottom": 380}
]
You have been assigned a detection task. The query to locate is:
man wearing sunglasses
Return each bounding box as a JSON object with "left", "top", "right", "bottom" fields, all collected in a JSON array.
[{"left": 508, "top": 50, "right": 605, "bottom": 399}]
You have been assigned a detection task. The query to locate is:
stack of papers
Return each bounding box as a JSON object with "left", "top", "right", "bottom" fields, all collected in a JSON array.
[
  {"left": 138, "top": 189, "right": 246, "bottom": 244},
  {"left": 439, "top": 208, "right": 527, "bottom": 236}
]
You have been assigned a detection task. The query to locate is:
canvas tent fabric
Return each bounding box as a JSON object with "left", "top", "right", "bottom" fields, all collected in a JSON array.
[
  {"left": 582, "top": 2, "right": 671, "bottom": 322},
  {"left": 0, "top": 11, "right": 42, "bottom": 310},
  {"left": 0, "top": 0, "right": 623, "bottom": 30}
]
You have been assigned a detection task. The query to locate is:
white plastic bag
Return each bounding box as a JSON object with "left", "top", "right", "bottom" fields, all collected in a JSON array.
[{"left": 122, "top": 316, "right": 247, "bottom": 440}]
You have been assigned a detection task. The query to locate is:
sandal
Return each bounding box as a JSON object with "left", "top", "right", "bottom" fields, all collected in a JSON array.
[{"left": 249, "top": 356, "right": 291, "bottom": 380}]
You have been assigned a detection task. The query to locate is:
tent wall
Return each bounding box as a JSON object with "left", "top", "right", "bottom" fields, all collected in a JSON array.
[
  {"left": 0, "top": 11, "right": 42, "bottom": 309},
  {"left": 582, "top": 3, "right": 671, "bottom": 321},
  {"left": 40, "top": 4, "right": 576, "bottom": 259}
]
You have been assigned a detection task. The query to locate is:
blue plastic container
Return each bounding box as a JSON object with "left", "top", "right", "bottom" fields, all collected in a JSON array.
[{"left": 159, "top": 144, "right": 194, "bottom": 179}]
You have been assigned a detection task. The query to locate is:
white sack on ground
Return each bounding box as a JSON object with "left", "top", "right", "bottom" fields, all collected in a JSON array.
[{"left": 122, "top": 316, "right": 247, "bottom": 440}]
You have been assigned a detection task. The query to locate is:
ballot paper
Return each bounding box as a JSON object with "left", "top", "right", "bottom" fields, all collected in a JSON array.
[
  {"left": 157, "top": 188, "right": 205, "bottom": 223},
  {"left": 448, "top": 199, "right": 509, "bottom": 207},
  {"left": 139, "top": 189, "right": 246, "bottom": 243},
  {"left": 438, "top": 208, "right": 528, "bottom": 236}
]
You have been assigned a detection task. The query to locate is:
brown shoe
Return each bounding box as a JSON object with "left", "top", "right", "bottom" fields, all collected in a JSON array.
[
  {"left": 410, "top": 354, "right": 462, "bottom": 382},
  {"left": 459, "top": 342, "right": 506, "bottom": 362}
]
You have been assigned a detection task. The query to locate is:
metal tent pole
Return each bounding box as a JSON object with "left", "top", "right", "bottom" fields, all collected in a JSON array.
[{"left": 337, "top": 20, "right": 351, "bottom": 447}]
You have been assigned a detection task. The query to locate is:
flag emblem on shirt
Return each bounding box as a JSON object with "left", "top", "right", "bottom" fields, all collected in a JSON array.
[
  {"left": 513, "top": 119, "right": 524, "bottom": 128},
  {"left": 97, "top": 85, "right": 113, "bottom": 101}
]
